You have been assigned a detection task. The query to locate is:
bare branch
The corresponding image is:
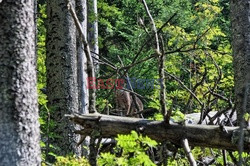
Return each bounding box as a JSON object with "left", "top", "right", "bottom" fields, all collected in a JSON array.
[
  {"left": 165, "top": 71, "right": 203, "bottom": 107},
  {"left": 132, "top": 13, "right": 177, "bottom": 64},
  {"left": 181, "top": 138, "right": 197, "bottom": 166},
  {"left": 141, "top": 0, "right": 160, "bottom": 53}
]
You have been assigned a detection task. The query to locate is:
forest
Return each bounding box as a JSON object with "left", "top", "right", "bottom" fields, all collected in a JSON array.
[{"left": 0, "top": 0, "right": 250, "bottom": 165}]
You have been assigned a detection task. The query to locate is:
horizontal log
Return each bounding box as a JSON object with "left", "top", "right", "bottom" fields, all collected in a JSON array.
[{"left": 66, "top": 113, "right": 250, "bottom": 152}]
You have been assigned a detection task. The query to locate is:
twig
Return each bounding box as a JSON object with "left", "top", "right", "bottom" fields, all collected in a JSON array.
[
  {"left": 141, "top": 0, "right": 160, "bottom": 53},
  {"left": 91, "top": 55, "right": 117, "bottom": 70},
  {"left": 165, "top": 71, "right": 203, "bottom": 107},
  {"left": 90, "top": 51, "right": 117, "bottom": 70},
  {"left": 185, "top": 66, "right": 207, "bottom": 113},
  {"left": 205, "top": 51, "right": 222, "bottom": 109},
  {"left": 132, "top": 13, "right": 177, "bottom": 64},
  {"left": 120, "top": 54, "right": 156, "bottom": 71}
]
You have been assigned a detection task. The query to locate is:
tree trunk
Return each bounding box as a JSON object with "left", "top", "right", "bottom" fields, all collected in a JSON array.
[
  {"left": 76, "top": 0, "right": 89, "bottom": 115},
  {"left": 230, "top": 1, "right": 250, "bottom": 164},
  {"left": 76, "top": 0, "right": 90, "bottom": 157},
  {"left": 0, "top": 0, "right": 41, "bottom": 165},
  {"left": 46, "top": 0, "right": 81, "bottom": 156},
  {"left": 231, "top": 0, "right": 250, "bottom": 126},
  {"left": 67, "top": 114, "right": 250, "bottom": 152},
  {"left": 88, "top": 0, "right": 99, "bottom": 72}
]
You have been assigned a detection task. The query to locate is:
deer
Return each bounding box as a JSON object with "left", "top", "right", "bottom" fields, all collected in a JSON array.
[{"left": 115, "top": 89, "right": 143, "bottom": 118}]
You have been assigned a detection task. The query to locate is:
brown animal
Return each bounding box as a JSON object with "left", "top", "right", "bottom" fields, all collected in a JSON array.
[{"left": 115, "top": 89, "right": 143, "bottom": 117}]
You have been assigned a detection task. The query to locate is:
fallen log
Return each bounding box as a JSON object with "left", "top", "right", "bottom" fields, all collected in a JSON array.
[{"left": 66, "top": 113, "right": 250, "bottom": 152}]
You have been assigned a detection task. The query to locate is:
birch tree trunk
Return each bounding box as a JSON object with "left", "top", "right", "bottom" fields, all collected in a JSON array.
[
  {"left": 46, "top": 0, "right": 81, "bottom": 156},
  {"left": 0, "top": 0, "right": 41, "bottom": 165}
]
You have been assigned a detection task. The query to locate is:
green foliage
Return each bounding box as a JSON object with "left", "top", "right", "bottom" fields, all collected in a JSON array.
[
  {"left": 97, "top": 0, "right": 233, "bottom": 116},
  {"left": 231, "top": 151, "right": 250, "bottom": 165},
  {"left": 54, "top": 156, "right": 90, "bottom": 166},
  {"left": 37, "top": 1, "right": 48, "bottom": 144},
  {"left": 37, "top": 0, "right": 239, "bottom": 165},
  {"left": 37, "top": 4, "right": 47, "bottom": 91},
  {"left": 98, "top": 131, "right": 157, "bottom": 166}
]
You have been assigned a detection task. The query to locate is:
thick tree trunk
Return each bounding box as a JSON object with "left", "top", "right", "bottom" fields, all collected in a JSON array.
[
  {"left": 231, "top": 0, "right": 250, "bottom": 126},
  {"left": 46, "top": 0, "right": 81, "bottom": 156},
  {"left": 0, "top": 0, "right": 41, "bottom": 165},
  {"left": 67, "top": 114, "right": 250, "bottom": 152}
]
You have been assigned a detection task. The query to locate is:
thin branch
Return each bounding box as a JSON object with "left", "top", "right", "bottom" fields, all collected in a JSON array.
[
  {"left": 142, "top": 0, "right": 168, "bottom": 121},
  {"left": 141, "top": 0, "right": 160, "bottom": 53},
  {"left": 120, "top": 54, "right": 156, "bottom": 71},
  {"left": 92, "top": 55, "right": 117, "bottom": 70},
  {"left": 205, "top": 51, "right": 222, "bottom": 107},
  {"left": 132, "top": 13, "right": 177, "bottom": 64},
  {"left": 201, "top": 51, "right": 224, "bottom": 123},
  {"left": 165, "top": 71, "right": 203, "bottom": 107},
  {"left": 185, "top": 66, "right": 207, "bottom": 113},
  {"left": 181, "top": 138, "right": 197, "bottom": 166},
  {"left": 165, "top": 46, "right": 203, "bottom": 55},
  {"left": 159, "top": 35, "right": 168, "bottom": 121},
  {"left": 121, "top": 88, "right": 145, "bottom": 100}
]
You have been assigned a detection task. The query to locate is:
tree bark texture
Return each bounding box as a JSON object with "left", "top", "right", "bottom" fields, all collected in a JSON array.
[
  {"left": 0, "top": 0, "right": 41, "bottom": 165},
  {"left": 76, "top": 0, "right": 90, "bottom": 157},
  {"left": 231, "top": 0, "right": 250, "bottom": 125},
  {"left": 46, "top": 0, "right": 81, "bottom": 156},
  {"left": 67, "top": 114, "right": 250, "bottom": 152},
  {"left": 88, "top": 0, "right": 99, "bottom": 72},
  {"left": 76, "top": 0, "right": 89, "bottom": 115}
]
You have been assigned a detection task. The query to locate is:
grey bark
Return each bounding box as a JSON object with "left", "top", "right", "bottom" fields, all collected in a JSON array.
[
  {"left": 230, "top": 0, "right": 250, "bottom": 126},
  {"left": 67, "top": 114, "right": 250, "bottom": 152},
  {"left": 230, "top": 1, "right": 250, "bottom": 164},
  {"left": 0, "top": 0, "right": 41, "bottom": 165},
  {"left": 67, "top": 1, "right": 97, "bottom": 114},
  {"left": 76, "top": 0, "right": 89, "bottom": 115},
  {"left": 76, "top": 0, "right": 90, "bottom": 156},
  {"left": 88, "top": 0, "right": 99, "bottom": 72},
  {"left": 46, "top": 0, "right": 81, "bottom": 156}
]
